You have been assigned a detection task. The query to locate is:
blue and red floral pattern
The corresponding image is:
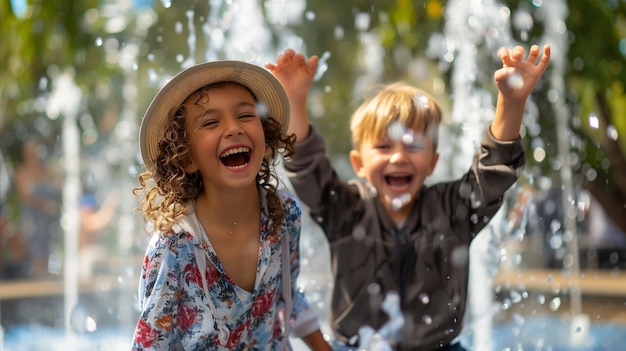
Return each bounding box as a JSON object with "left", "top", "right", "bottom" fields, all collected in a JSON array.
[{"left": 131, "top": 190, "right": 306, "bottom": 350}]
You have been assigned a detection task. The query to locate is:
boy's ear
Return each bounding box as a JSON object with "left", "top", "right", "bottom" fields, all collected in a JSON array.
[
  {"left": 349, "top": 149, "right": 366, "bottom": 178},
  {"left": 428, "top": 152, "right": 440, "bottom": 175}
]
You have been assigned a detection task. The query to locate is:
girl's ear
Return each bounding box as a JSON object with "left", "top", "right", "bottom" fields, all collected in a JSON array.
[
  {"left": 184, "top": 161, "right": 198, "bottom": 174},
  {"left": 349, "top": 149, "right": 366, "bottom": 178}
]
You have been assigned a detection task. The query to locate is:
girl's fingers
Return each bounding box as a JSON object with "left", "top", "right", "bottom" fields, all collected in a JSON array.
[{"left": 498, "top": 47, "right": 510, "bottom": 60}]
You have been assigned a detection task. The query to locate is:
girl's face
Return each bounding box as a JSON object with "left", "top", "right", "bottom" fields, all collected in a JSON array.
[
  {"left": 184, "top": 83, "right": 266, "bottom": 192},
  {"left": 349, "top": 129, "right": 439, "bottom": 221}
]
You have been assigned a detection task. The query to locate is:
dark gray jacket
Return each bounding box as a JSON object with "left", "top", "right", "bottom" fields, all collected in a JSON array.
[{"left": 283, "top": 126, "right": 524, "bottom": 350}]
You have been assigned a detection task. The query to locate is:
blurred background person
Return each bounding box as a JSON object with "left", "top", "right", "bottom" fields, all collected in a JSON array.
[
  {"left": 14, "top": 139, "right": 62, "bottom": 278},
  {"left": 78, "top": 186, "right": 119, "bottom": 280},
  {"left": 1, "top": 149, "right": 29, "bottom": 280}
]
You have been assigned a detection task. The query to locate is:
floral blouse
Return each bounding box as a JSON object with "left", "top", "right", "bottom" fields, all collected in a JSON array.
[{"left": 131, "top": 189, "right": 316, "bottom": 350}]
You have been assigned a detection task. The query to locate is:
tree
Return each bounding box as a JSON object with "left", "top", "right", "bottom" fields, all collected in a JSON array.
[{"left": 2, "top": 0, "right": 624, "bottom": 234}]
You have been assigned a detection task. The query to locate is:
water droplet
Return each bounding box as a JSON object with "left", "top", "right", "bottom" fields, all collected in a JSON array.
[
  {"left": 419, "top": 293, "right": 430, "bottom": 304},
  {"left": 388, "top": 121, "right": 406, "bottom": 141},
  {"left": 470, "top": 213, "right": 478, "bottom": 224},
  {"left": 549, "top": 297, "right": 561, "bottom": 311},
  {"left": 256, "top": 101, "right": 269, "bottom": 118},
  {"left": 367, "top": 283, "right": 381, "bottom": 296},
  {"left": 512, "top": 9, "right": 534, "bottom": 32},
  {"left": 537, "top": 294, "right": 546, "bottom": 305},
  {"left": 401, "top": 131, "right": 414, "bottom": 145},
  {"left": 510, "top": 290, "right": 522, "bottom": 304},
  {"left": 71, "top": 303, "right": 98, "bottom": 333},
  {"left": 355, "top": 12, "right": 370, "bottom": 31},
  {"left": 451, "top": 247, "right": 469, "bottom": 267},
  {"left": 589, "top": 114, "right": 599, "bottom": 129},
  {"left": 512, "top": 313, "right": 526, "bottom": 325},
  {"left": 506, "top": 72, "right": 524, "bottom": 89},
  {"left": 352, "top": 225, "right": 366, "bottom": 241},
  {"left": 607, "top": 124, "right": 619, "bottom": 141},
  {"left": 390, "top": 193, "right": 411, "bottom": 211}
]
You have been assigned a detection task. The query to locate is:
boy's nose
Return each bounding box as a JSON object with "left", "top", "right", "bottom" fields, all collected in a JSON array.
[{"left": 389, "top": 150, "right": 407, "bottom": 164}]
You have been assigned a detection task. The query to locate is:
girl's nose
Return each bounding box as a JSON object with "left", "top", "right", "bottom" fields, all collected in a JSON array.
[{"left": 225, "top": 119, "right": 244, "bottom": 137}]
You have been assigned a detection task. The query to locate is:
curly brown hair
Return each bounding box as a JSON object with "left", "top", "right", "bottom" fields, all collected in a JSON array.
[{"left": 134, "top": 82, "right": 295, "bottom": 235}]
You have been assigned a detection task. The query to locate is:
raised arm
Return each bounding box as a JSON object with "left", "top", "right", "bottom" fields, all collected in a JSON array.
[
  {"left": 491, "top": 44, "right": 551, "bottom": 141},
  {"left": 266, "top": 49, "right": 319, "bottom": 143}
]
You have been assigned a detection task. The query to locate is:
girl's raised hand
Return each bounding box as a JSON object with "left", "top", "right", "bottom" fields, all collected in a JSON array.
[{"left": 266, "top": 49, "right": 319, "bottom": 99}]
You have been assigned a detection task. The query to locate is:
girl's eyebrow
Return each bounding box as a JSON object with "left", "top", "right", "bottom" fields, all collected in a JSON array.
[{"left": 192, "top": 101, "right": 257, "bottom": 121}]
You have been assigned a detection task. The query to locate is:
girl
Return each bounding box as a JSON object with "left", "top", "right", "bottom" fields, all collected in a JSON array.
[{"left": 131, "top": 61, "right": 330, "bottom": 351}]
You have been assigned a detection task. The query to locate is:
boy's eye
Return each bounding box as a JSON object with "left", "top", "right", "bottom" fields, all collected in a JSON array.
[
  {"left": 373, "top": 143, "right": 390, "bottom": 149},
  {"left": 406, "top": 136, "right": 425, "bottom": 151},
  {"left": 407, "top": 141, "right": 424, "bottom": 151}
]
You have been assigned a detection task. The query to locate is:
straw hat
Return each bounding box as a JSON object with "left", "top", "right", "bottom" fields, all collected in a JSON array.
[{"left": 139, "top": 61, "right": 289, "bottom": 168}]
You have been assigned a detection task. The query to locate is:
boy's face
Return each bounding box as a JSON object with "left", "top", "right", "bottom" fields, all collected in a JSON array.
[
  {"left": 349, "top": 126, "right": 439, "bottom": 219},
  {"left": 183, "top": 83, "right": 266, "bottom": 192}
]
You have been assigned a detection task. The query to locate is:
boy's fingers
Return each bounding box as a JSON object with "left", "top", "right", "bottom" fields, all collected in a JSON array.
[
  {"left": 510, "top": 46, "right": 525, "bottom": 61},
  {"left": 539, "top": 45, "right": 551, "bottom": 67},
  {"left": 527, "top": 45, "right": 540, "bottom": 62}
]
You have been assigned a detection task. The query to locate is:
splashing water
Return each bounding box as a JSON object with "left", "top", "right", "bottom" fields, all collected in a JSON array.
[
  {"left": 390, "top": 193, "right": 412, "bottom": 211},
  {"left": 356, "top": 291, "right": 404, "bottom": 351}
]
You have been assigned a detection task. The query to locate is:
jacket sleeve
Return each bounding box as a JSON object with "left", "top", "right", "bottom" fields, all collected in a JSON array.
[
  {"left": 283, "top": 126, "right": 364, "bottom": 243},
  {"left": 475, "top": 127, "right": 525, "bottom": 203},
  {"left": 283, "top": 126, "right": 333, "bottom": 215},
  {"left": 463, "top": 126, "right": 526, "bottom": 236}
]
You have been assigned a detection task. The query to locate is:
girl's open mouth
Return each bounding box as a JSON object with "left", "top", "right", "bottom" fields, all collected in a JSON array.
[{"left": 220, "top": 147, "right": 251, "bottom": 169}]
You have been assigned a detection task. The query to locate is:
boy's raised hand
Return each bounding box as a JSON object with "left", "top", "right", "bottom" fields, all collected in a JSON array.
[
  {"left": 266, "top": 49, "right": 319, "bottom": 99},
  {"left": 494, "top": 45, "right": 551, "bottom": 103}
]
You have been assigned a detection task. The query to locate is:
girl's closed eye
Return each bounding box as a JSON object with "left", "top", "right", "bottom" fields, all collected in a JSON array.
[
  {"left": 201, "top": 119, "right": 218, "bottom": 128},
  {"left": 238, "top": 112, "right": 258, "bottom": 121}
]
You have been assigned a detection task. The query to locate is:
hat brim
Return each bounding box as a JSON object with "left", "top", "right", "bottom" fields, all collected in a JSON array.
[{"left": 139, "top": 61, "right": 289, "bottom": 168}]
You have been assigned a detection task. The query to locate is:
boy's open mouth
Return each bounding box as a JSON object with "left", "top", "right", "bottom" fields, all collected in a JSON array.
[
  {"left": 385, "top": 175, "right": 412, "bottom": 186},
  {"left": 220, "top": 147, "right": 251, "bottom": 168}
]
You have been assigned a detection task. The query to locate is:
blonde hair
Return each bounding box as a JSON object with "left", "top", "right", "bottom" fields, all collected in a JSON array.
[
  {"left": 350, "top": 82, "right": 442, "bottom": 149},
  {"left": 134, "top": 82, "right": 295, "bottom": 235}
]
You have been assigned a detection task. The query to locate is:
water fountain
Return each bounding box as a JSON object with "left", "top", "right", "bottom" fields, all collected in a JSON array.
[
  {"left": 434, "top": 0, "right": 596, "bottom": 349},
  {"left": 434, "top": 1, "right": 625, "bottom": 350}
]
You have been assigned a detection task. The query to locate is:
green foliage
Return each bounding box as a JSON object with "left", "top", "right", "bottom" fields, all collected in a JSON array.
[{"left": 1, "top": 0, "right": 624, "bottom": 231}]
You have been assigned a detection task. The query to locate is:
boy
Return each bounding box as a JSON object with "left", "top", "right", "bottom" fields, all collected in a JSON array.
[{"left": 267, "top": 44, "right": 550, "bottom": 351}]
